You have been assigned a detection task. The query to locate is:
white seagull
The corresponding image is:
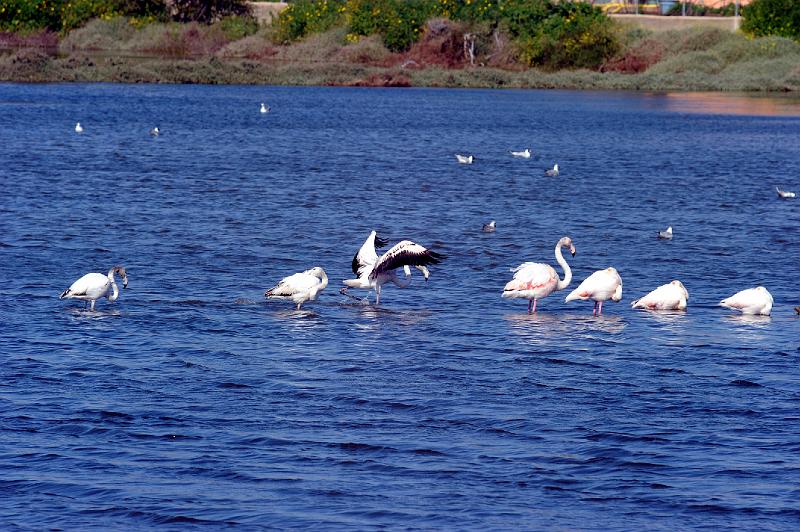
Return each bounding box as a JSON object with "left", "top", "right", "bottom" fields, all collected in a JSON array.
[
  {"left": 265, "top": 267, "right": 328, "bottom": 310},
  {"left": 658, "top": 226, "right": 673, "bottom": 240},
  {"left": 720, "top": 286, "right": 773, "bottom": 316},
  {"left": 455, "top": 154, "right": 474, "bottom": 164},
  {"left": 260, "top": 103, "right": 270, "bottom": 114},
  {"left": 565, "top": 267, "right": 622, "bottom": 316},
  {"left": 343, "top": 231, "right": 444, "bottom": 305},
  {"left": 545, "top": 163, "right": 559, "bottom": 176},
  {"left": 776, "top": 187, "right": 796, "bottom": 199},
  {"left": 482, "top": 220, "right": 496, "bottom": 233},
  {"left": 150, "top": 127, "right": 160, "bottom": 136},
  {"left": 631, "top": 280, "right": 688, "bottom": 311},
  {"left": 503, "top": 236, "right": 576, "bottom": 313},
  {"left": 60, "top": 266, "right": 128, "bottom": 311},
  {"left": 511, "top": 148, "right": 531, "bottom": 159},
  {"left": 75, "top": 122, "right": 83, "bottom": 133}
]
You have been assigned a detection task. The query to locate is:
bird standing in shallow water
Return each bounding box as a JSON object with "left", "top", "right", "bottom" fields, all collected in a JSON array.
[
  {"left": 60, "top": 266, "right": 128, "bottom": 311},
  {"left": 343, "top": 231, "right": 444, "bottom": 305},
  {"left": 565, "top": 267, "right": 622, "bottom": 316},
  {"left": 266, "top": 267, "right": 328, "bottom": 310},
  {"left": 631, "top": 280, "right": 688, "bottom": 311},
  {"left": 720, "top": 286, "right": 773, "bottom": 316},
  {"left": 503, "top": 236, "right": 576, "bottom": 314}
]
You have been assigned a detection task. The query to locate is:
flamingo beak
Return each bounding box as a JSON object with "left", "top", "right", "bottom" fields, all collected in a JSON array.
[
  {"left": 570, "top": 246, "right": 576, "bottom": 257},
  {"left": 123, "top": 277, "right": 129, "bottom": 288}
]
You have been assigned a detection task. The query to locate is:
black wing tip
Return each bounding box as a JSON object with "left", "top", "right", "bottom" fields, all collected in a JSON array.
[
  {"left": 375, "top": 235, "right": 389, "bottom": 248},
  {"left": 426, "top": 250, "right": 445, "bottom": 264}
]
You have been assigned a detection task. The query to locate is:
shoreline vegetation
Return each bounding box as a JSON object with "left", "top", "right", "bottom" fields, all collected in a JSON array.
[{"left": 1, "top": 0, "right": 799, "bottom": 91}]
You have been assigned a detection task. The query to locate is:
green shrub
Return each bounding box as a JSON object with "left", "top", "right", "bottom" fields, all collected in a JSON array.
[
  {"left": 517, "top": 2, "right": 619, "bottom": 69},
  {"left": 218, "top": 14, "right": 258, "bottom": 40},
  {"left": 275, "top": 0, "right": 619, "bottom": 66},
  {"left": 741, "top": 0, "right": 800, "bottom": 40},
  {"left": 170, "top": 0, "right": 250, "bottom": 24},
  {"left": 0, "top": 0, "right": 166, "bottom": 32},
  {"left": 1, "top": 0, "right": 64, "bottom": 31},
  {"left": 60, "top": 0, "right": 120, "bottom": 32},
  {"left": 274, "top": 0, "right": 345, "bottom": 44},
  {"left": 347, "top": 0, "right": 438, "bottom": 51}
]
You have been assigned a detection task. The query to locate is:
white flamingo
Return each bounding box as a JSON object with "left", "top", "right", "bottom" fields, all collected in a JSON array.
[
  {"left": 343, "top": 231, "right": 443, "bottom": 305},
  {"left": 455, "top": 154, "right": 474, "bottom": 164},
  {"left": 510, "top": 148, "right": 531, "bottom": 158},
  {"left": 545, "top": 163, "right": 559, "bottom": 176},
  {"left": 502, "top": 236, "right": 576, "bottom": 313},
  {"left": 60, "top": 266, "right": 128, "bottom": 311},
  {"left": 776, "top": 187, "right": 796, "bottom": 199},
  {"left": 260, "top": 103, "right": 270, "bottom": 113},
  {"left": 720, "top": 286, "right": 773, "bottom": 316},
  {"left": 265, "top": 267, "right": 328, "bottom": 310},
  {"left": 631, "top": 280, "right": 688, "bottom": 311},
  {"left": 565, "top": 267, "right": 622, "bottom": 316},
  {"left": 74, "top": 122, "right": 83, "bottom": 133}
]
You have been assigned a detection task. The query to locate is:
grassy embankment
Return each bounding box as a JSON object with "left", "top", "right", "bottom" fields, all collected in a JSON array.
[{"left": 1, "top": 7, "right": 799, "bottom": 90}]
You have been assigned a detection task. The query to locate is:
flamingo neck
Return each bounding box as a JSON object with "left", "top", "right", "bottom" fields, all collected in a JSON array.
[
  {"left": 318, "top": 271, "right": 329, "bottom": 290},
  {"left": 555, "top": 243, "right": 572, "bottom": 290},
  {"left": 108, "top": 281, "right": 119, "bottom": 302},
  {"left": 392, "top": 272, "right": 411, "bottom": 288}
]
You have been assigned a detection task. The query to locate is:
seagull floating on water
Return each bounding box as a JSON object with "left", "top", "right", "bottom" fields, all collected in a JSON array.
[
  {"left": 74, "top": 122, "right": 83, "bottom": 133},
  {"left": 565, "top": 267, "right": 622, "bottom": 316},
  {"left": 776, "top": 186, "right": 796, "bottom": 199},
  {"left": 455, "top": 154, "right": 474, "bottom": 164},
  {"left": 631, "top": 280, "right": 688, "bottom": 311},
  {"left": 658, "top": 226, "right": 673, "bottom": 240},
  {"left": 260, "top": 103, "right": 270, "bottom": 114},
  {"left": 511, "top": 148, "right": 531, "bottom": 159},
  {"left": 60, "top": 266, "right": 128, "bottom": 311},
  {"left": 482, "top": 220, "right": 496, "bottom": 233},
  {"left": 265, "top": 267, "right": 328, "bottom": 310},
  {"left": 545, "top": 163, "right": 559, "bottom": 176},
  {"left": 720, "top": 286, "right": 773, "bottom": 316},
  {"left": 343, "top": 231, "right": 444, "bottom": 305},
  {"left": 503, "top": 237, "right": 576, "bottom": 313},
  {"left": 150, "top": 127, "right": 160, "bottom": 137}
]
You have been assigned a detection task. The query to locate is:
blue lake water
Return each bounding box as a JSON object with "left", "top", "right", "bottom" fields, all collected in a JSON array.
[{"left": 1, "top": 83, "right": 799, "bottom": 529}]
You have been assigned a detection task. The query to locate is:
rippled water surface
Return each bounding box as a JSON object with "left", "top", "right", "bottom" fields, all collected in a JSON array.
[{"left": 1, "top": 84, "right": 799, "bottom": 529}]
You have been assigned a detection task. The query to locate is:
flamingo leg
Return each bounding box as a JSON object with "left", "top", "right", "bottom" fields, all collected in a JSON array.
[
  {"left": 528, "top": 299, "right": 533, "bottom": 313},
  {"left": 598, "top": 301, "right": 603, "bottom": 315},
  {"left": 532, "top": 299, "right": 537, "bottom": 313},
  {"left": 90, "top": 300, "right": 96, "bottom": 312},
  {"left": 375, "top": 285, "right": 381, "bottom": 305},
  {"left": 593, "top": 301, "right": 598, "bottom": 316}
]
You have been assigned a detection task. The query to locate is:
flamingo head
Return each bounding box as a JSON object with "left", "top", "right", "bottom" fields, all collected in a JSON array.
[
  {"left": 307, "top": 266, "right": 326, "bottom": 279},
  {"left": 113, "top": 266, "right": 128, "bottom": 288},
  {"left": 559, "top": 236, "right": 576, "bottom": 257}
]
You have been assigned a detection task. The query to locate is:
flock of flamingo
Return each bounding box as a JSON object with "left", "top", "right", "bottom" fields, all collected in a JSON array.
[
  {"left": 61, "top": 109, "right": 795, "bottom": 317},
  {"left": 60, "top": 227, "right": 778, "bottom": 317}
]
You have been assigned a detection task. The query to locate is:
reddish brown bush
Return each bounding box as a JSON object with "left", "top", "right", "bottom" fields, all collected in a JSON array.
[
  {"left": 601, "top": 38, "right": 664, "bottom": 74},
  {"left": 0, "top": 30, "right": 59, "bottom": 54}
]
